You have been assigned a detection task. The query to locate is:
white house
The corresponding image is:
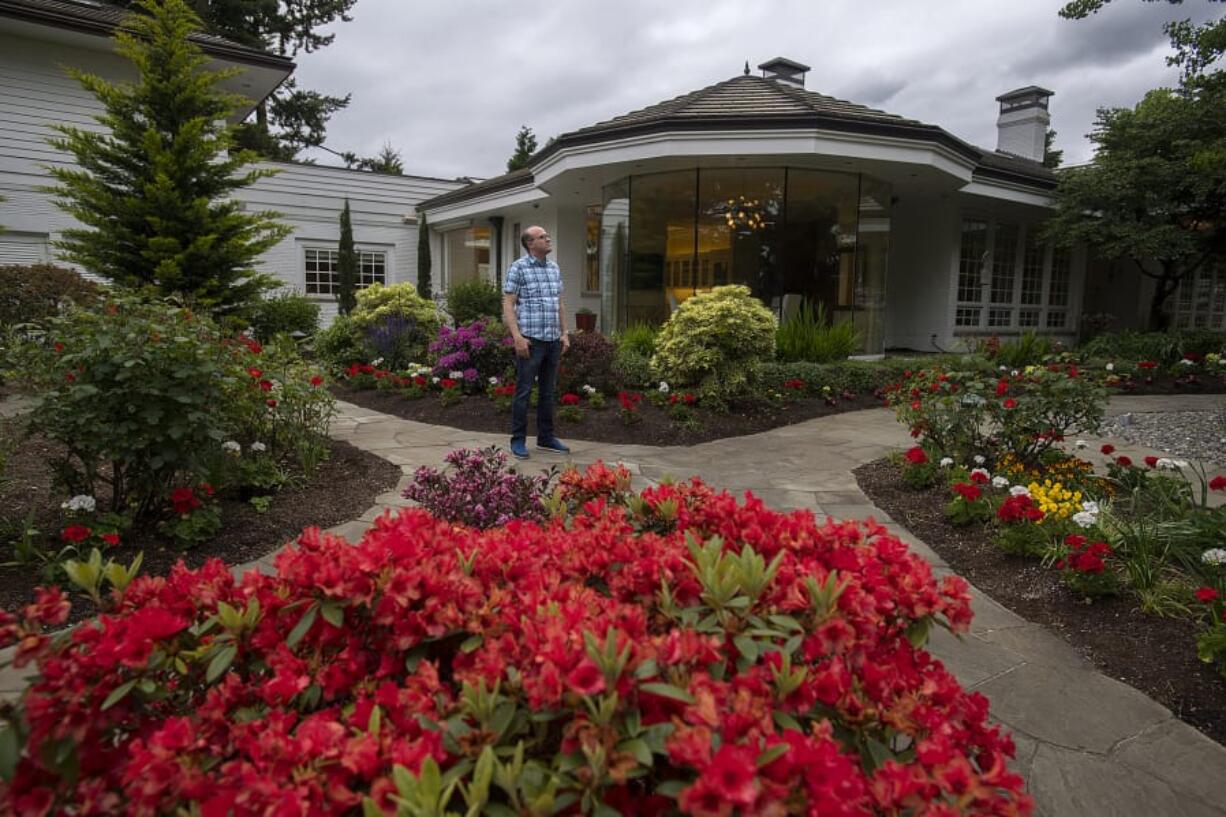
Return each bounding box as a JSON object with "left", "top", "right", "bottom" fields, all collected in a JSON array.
[
  {"left": 419, "top": 61, "right": 1093, "bottom": 355},
  {"left": 0, "top": 0, "right": 463, "bottom": 324}
]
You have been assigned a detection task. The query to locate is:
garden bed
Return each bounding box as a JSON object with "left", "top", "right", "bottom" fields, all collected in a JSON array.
[
  {"left": 334, "top": 385, "right": 884, "bottom": 446},
  {"left": 855, "top": 457, "right": 1226, "bottom": 747},
  {"left": 0, "top": 416, "right": 402, "bottom": 623}
]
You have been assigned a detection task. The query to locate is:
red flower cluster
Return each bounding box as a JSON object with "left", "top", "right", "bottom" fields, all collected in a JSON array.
[
  {"left": 997, "top": 494, "right": 1044, "bottom": 524},
  {"left": 61, "top": 524, "right": 92, "bottom": 543},
  {"left": 783, "top": 379, "right": 806, "bottom": 391},
  {"left": 952, "top": 482, "right": 982, "bottom": 502},
  {"left": 169, "top": 487, "right": 202, "bottom": 515},
  {"left": 1211, "top": 476, "right": 1226, "bottom": 492},
  {"left": 618, "top": 390, "right": 643, "bottom": 412},
  {"left": 1196, "top": 587, "right": 1221, "bottom": 604},
  {"left": 0, "top": 466, "right": 1030, "bottom": 816},
  {"left": 1057, "top": 535, "right": 1112, "bottom": 574},
  {"left": 668, "top": 393, "right": 697, "bottom": 406},
  {"left": 1100, "top": 444, "right": 1114, "bottom": 455},
  {"left": 904, "top": 446, "right": 928, "bottom": 465},
  {"left": 560, "top": 393, "right": 581, "bottom": 406},
  {"left": 439, "top": 378, "right": 458, "bottom": 390},
  {"left": 492, "top": 384, "right": 515, "bottom": 398},
  {"left": 1116, "top": 455, "right": 1133, "bottom": 468}
]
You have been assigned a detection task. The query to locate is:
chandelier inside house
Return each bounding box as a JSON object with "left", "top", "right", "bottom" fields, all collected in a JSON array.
[{"left": 713, "top": 194, "right": 768, "bottom": 234}]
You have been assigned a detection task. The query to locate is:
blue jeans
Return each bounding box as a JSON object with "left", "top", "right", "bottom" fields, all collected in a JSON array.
[{"left": 510, "top": 338, "right": 561, "bottom": 443}]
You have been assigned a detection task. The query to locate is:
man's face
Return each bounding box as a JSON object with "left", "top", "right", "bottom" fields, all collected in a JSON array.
[{"left": 526, "top": 228, "right": 552, "bottom": 256}]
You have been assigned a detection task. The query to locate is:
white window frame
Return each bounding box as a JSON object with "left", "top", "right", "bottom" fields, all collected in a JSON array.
[
  {"left": 302, "top": 243, "right": 390, "bottom": 298},
  {"left": 953, "top": 218, "right": 1079, "bottom": 335},
  {"left": 1174, "top": 264, "right": 1226, "bottom": 329}
]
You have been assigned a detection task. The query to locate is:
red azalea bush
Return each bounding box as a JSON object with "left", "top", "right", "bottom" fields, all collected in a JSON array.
[{"left": 0, "top": 465, "right": 1031, "bottom": 816}]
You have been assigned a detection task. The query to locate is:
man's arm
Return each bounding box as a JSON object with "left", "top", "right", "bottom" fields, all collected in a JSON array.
[
  {"left": 558, "top": 294, "right": 569, "bottom": 353},
  {"left": 502, "top": 292, "right": 529, "bottom": 358}
]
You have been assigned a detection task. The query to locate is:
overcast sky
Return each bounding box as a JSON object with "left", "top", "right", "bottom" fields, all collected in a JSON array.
[{"left": 292, "top": 0, "right": 1222, "bottom": 180}]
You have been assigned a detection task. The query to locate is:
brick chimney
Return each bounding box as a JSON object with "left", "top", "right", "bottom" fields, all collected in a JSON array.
[
  {"left": 758, "top": 57, "right": 810, "bottom": 88},
  {"left": 995, "top": 86, "right": 1054, "bottom": 163}
]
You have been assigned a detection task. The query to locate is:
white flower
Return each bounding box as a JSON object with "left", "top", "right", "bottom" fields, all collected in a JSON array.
[
  {"left": 992, "top": 475, "right": 1010, "bottom": 489},
  {"left": 449, "top": 370, "right": 465, "bottom": 380},
  {"left": 222, "top": 440, "right": 242, "bottom": 455},
  {"left": 998, "top": 365, "right": 1008, "bottom": 372},
  {"left": 432, "top": 376, "right": 440, "bottom": 384},
  {"left": 1174, "top": 459, "right": 1189, "bottom": 469},
  {"left": 970, "top": 467, "right": 991, "bottom": 481},
  {"left": 1179, "top": 358, "right": 1195, "bottom": 366},
  {"left": 488, "top": 376, "right": 500, "bottom": 385},
  {"left": 1010, "top": 485, "right": 1031, "bottom": 497},
  {"left": 1219, "top": 359, "right": 1226, "bottom": 366},
  {"left": 1075, "top": 439, "right": 1087, "bottom": 449},
  {"left": 658, "top": 381, "right": 670, "bottom": 394},
  {"left": 939, "top": 457, "right": 954, "bottom": 468},
  {"left": 1202, "top": 548, "right": 1226, "bottom": 566},
  {"left": 973, "top": 455, "right": 985, "bottom": 465},
  {"left": 582, "top": 384, "right": 596, "bottom": 395},
  {"left": 1105, "top": 362, "right": 1115, "bottom": 372},
  {"left": 371, "top": 357, "right": 384, "bottom": 367},
  {"left": 250, "top": 441, "right": 267, "bottom": 453},
  {"left": 61, "top": 494, "right": 96, "bottom": 513},
  {"left": 1011, "top": 369, "right": 1020, "bottom": 377},
  {"left": 1156, "top": 457, "right": 1177, "bottom": 471},
  {"left": 1081, "top": 500, "right": 1100, "bottom": 514},
  {"left": 1072, "top": 511, "right": 1098, "bottom": 528}
]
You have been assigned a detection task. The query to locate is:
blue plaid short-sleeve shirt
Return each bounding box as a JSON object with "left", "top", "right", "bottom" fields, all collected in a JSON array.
[{"left": 504, "top": 254, "right": 563, "bottom": 341}]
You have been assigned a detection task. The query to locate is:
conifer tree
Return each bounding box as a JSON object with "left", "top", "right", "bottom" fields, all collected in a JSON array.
[
  {"left": 337, "top": 198, "right": 357, "bottom": 314},
  {"left": 507, "top": 126, "right": 537, "bottom": 172},
  {"left": 417, "top": 211, "right": 432, "bottom": 300},
  {"left": 45, "top": 0, "right": 289, "bottom": 314}
]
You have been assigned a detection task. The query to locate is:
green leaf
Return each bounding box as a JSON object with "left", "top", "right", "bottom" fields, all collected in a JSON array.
[
  {"left": 460, "top": 634, "right": 483, "bottom": 653},
  {"left": 862, "top": 737, "right": 895, "bottom": 772},
  {"left": 656, "top": 779, "right": 688, "bottom": 798},
  {"left": 320, "top": 600, "right": 343, "bottom": 628},
  {"left": 633, "top": 658, "right": 659, "bottom": 679},
  {"left": 772, "top": 711, "right": 804, "bottom": 732},
  {"left": 905, "top": 616, "right": 933, "bottom": 648},
  {"left": 732, "top": 634, "right": 759, "bottom": 663},
  {"left": 101, "top": 678, "right": 138, "bottom": 711},
  {"left": 639, "top": 682, "right": 695, "bottom": 704},
  {"left": 287, "top": 602, "right": 318, "bottom": 649},
  {"left": 757, "top": 743, "right": 789, "bottom": 767},
  {"left": 361, "top": 797, "right": 383, "bottom": 817},
  {"left": 0, "top": 722, "right": 18, "bottom": 782},
  {"left": 206, "top": 643, "right": 237, "bottom": 683},
  {"left": 619, "top": 737, "right": 653, "bottom": 767}
]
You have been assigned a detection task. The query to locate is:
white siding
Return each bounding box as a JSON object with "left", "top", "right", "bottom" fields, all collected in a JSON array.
[
  {"left": 885, "top": 194, "right": 960, "bottom": 352},
  {"left": 0, "top": 28, "right": 463, "bottom": 321}
]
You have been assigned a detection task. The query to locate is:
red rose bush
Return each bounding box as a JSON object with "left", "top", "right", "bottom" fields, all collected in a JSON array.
[{"left": 0, "top": 464, "right": 1031, "bottom": 816}]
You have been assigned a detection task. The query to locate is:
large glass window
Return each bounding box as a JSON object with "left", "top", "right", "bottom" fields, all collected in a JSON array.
[
  {"left": 304, "top": 246, "right": 387, "bottom": 295},
  {"left": 584, "top": 206, "right": 602, "bottom": 294},
  {"left": 444, "top": 226, "right": 491, "bottom": 287},
  {"left": 600, "top": 181, "right": 630, "bottom": 332},
  {"left": 612, "top": 167, "right": 885, "bottom": 352},
  {"left": 1174, "top": 264, "right": 1226, "bottom": 328}
]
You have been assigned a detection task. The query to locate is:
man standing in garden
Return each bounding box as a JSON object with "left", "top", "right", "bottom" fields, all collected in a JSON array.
[{"left": 502, "top": 225, "right": 570, "bottom": 459}]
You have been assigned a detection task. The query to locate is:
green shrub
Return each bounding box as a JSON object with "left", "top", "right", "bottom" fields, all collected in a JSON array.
[
  {"left": 0, "top": 264, "right": 102, "bottom": 327},
  {"left": 15, "top": 297, "right": 234, "bottom": 520},
  {"left": 312, "top": 315, "right": 365, "bottom": 367},
  {"left": 446, "top": 280, "right": 503, "bottom": 325},
  {"left": 775, "top": 301, "right": 859, "bottom": 363},
  {"left": 350, "top": 283, "right": 440, "bottom": 362},
  {"left": 558, "top": 331, "right": 617, "bottom": 395},
  {"left": 245, "top": 290, "right": 319, "bottom": 342},
  {"left": 614, "top": 322, "right": 658, "bottom": 358},
  {"left": 991, "top": 331, "right": 1057, "bottom": 369},
  {"left": 612, "top": 347, "right": 653, "bottom": 389},
  {"left": 1079, "top": 330, "right": 1226, "bottom": 364},
  {"left": 758, "top": 358, "right": 922, "bottom": 395},
  {"left": 650, "top": 285, "right": 777, "bottom": 402}
]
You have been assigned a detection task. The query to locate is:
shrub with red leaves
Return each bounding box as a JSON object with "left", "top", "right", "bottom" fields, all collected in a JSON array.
[{"left": 0, "top": 465, "right": 1031, "bottom": 816}]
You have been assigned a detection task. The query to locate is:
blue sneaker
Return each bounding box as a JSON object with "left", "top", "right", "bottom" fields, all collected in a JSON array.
[
  {"left": 537, "top": 437, "right": 570, "bottom": 454},
  {"left": 509, "top": 439, "right": 529, "bottom": 460}
]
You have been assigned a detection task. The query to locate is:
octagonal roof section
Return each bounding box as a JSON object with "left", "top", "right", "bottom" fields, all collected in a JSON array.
[{"left": 421, "top": 71, "right": 1056, "bottom": 213}]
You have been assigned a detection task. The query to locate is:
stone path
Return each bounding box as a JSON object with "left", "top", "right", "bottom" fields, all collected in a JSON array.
[{"left": 4, "top": 393, "right": 1226, "bottom": 815}]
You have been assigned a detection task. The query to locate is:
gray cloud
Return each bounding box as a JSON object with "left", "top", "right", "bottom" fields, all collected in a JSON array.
[{"left": 290, "top": 0, "right": 1221, "bottom": 177}]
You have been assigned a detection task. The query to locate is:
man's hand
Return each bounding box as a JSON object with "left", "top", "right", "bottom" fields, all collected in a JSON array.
[
  {"left": 514, "top": 335, "right": 530, "bottom": 358},
  {"left": 561, "top": 333, "right": 570, "bottom": 354}
]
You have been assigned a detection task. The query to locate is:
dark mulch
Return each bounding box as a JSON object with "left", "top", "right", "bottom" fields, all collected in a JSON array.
[
  {"left": 0, "top": 417, "right": 402, "bottom": 624},
  {"left": 1106, "top": 375, "right": 1226, "bottom": 396},
  {"left": 334, "top": 386, "right": 883, "bottom": 446},
  {"left": 855, "top": 457, "right": 1226, "bottom": 746}
]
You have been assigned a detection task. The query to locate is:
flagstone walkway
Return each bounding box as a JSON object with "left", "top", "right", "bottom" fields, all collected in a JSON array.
[{"left": 4, "top": 393, "right": 1225, "bottom": 814}]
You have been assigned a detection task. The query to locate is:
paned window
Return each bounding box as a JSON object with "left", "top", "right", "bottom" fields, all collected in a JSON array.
[
  {"left": 955, "top": 221, "right": 1077, "bottom": 333},
  {"left": 304, "top": 247, "right": 387, "bottom": 295},
  {"left": 1021, "top": 233, "right": 1045, "bottom": 305},
  {"left": 1174, "top": 265, "right": 1226, "bottom": 329},
  {"left": 1048, "top": 247, "right": 1070, "bottom": 307},
  {"left": 990, "top": 223, "right": 1018, "bottom": 304},
  {"left": 958, "top": 220, "right": 988, "bottom": 303}
]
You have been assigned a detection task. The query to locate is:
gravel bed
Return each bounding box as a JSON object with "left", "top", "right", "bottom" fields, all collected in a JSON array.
[{"left": 1100, "top": 409, "right": 1226, "bottom": 466}]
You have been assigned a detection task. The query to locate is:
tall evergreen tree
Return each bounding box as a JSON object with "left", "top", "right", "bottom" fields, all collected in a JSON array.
[
  {"left": 337, "top": 198, "right": 357, "bottom": 314},
  {"left": 45, "top": 0, "right": 289, "bottom": 314},
  {"left": 1043, "top": 129, "right": 1063, "bottom": 169},
  {"left": 507, "top": 126, "right": 537, "bottom": 172},
  {"left": 112, "top": 0, "right": 356, "bottom": 160},
  {"left": 417, "top": 211, "right": 432, "bottom": 300}
]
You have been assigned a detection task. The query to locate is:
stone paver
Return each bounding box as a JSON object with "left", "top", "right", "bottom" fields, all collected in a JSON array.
[{"left": 3, "top": 393, "right": 1225, "bottom": 814}]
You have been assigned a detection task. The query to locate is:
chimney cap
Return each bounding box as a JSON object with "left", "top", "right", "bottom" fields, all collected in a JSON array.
[
  {"left": 758, "top": 57, "right": 811, "bottom": 75},
  {"left": 995, "top": 86, "right": 1054, "bottom": 103}
]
